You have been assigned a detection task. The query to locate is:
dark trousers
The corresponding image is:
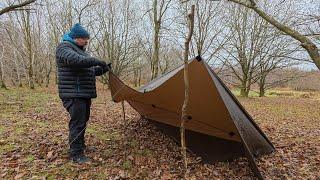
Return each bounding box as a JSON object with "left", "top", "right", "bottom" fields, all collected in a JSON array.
[{"left": 62, "top": 98, "right": 91, "bottom": 157}]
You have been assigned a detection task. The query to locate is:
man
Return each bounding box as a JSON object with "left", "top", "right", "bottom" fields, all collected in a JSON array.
[{"left": 55, "top": 23, "right": 111, "bottom": 163}]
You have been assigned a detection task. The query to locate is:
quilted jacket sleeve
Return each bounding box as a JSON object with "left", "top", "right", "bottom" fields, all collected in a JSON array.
[{"left": 56, "top": 43, "right": 98, "bottom": 68}]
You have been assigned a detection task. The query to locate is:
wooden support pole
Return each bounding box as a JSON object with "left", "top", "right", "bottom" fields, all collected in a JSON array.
[{"left": 180, "top": 4, "right": 195, "bottom": 175}]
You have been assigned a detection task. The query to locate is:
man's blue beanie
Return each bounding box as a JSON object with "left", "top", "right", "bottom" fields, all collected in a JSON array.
[{"left": 69, "top": 23, "right": 90, "bottom": 39}]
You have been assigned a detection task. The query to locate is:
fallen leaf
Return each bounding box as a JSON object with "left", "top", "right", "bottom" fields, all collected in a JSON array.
[
  {"left": 1, "top": 172, "right": 7, "bottom": 178},
  {"left": 47, "top": 150, "right": 54, "bottom": 159},
  {"left": 14, "top": 173, "right": 25, "bottom": 180}
]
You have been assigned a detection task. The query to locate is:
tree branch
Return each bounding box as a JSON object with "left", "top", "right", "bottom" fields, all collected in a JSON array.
[
  {"left": 227, "top": 0, "right": 320, "bottom": 70},
  {"left": 0, "top": 0, "right": 36, "bottom": 16}
]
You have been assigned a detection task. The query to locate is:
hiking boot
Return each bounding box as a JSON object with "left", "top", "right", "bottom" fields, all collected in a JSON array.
[{"left": 71, "top": 154, "right": 90, "bottom": 164}]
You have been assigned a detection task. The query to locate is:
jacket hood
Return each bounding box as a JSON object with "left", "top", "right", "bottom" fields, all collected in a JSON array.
[
  {"left": 62, "top": 33, "right": 76, "bottom": 44},
  {"left": 62, "top": 32, "right": 86, "bottom": 50}
]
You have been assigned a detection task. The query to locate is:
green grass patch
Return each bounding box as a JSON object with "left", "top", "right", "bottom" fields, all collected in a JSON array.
[
  {"left": 37, "top": 173, "right": 56, "bottom": 180},
  {"left": 87, "top": 127, "right": 121, "bottom": 141},
  {"left": 35, "top": 120, "right": 49, "bottom": 128},
  {"left": 122, "top": 160, "right": 132, "bottom": 170},
  {"left": 230, "top": 88, "right": 320, "bottom": 99},
  {"left": 0, "top": 126, "right": 5, "bottom": 134},
  {"left": 103, "top": 149, "right": 113, "bottom": 158},
  {"left": 231, "top": 88, "right": 260, "bottom": 97},
  {"left": 21, "top": 143, "right": 32, "bottom": 150},
  {"left": 55, "top": 163, "right": 78, "bottom": 177},
  {"left": 138, "top": 169, "right": 149, "bottom": 178},
  {"left": 0, "top": 87, "right": 57, "bottom": 113},
  {"left": 24, "top": 154, "right": 36, "bottom": 163},
  {"left": 128, "top": 140, "right": 139, "bottom": 148},
  {"left": 15, "top": 126, "right": 26, "bottom": 135},
  {"left": 0, "top": 144, "right": 16, "bottom": 153},
  {"left": 137, "top": 148, "right": 153, "bottom": 157},
  {"left": 93, "top": 172, "right": 107, "bottom": 179}
]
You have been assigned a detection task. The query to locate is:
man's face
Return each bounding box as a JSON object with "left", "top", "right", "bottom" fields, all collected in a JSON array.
[{"left": 75, "top": 38, "right": 89, "bottom": 47}]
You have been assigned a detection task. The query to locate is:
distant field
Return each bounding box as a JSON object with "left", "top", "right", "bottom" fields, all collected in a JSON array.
[
  {"left": 0, "top": 85, "right": 319, "bottom": 179},
  {"left": 231, "top": 88, "right": 320, "bottom": 99}
]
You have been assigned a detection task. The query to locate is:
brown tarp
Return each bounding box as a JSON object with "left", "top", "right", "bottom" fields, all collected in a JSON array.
[{"left": 109, "top": 57, "right": 274, "bottom": 178}]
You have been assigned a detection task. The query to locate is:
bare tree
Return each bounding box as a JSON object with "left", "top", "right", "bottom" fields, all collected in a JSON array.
[
  {"left": 44, "top": 0, "right": 75, "bottom": 84},
  {"left": 150, "top": 0, "right": 172, "bottom": 80},
  {"left": 2, "top": 1, "right": 51, "bottom": 89},
  {"left": 1, "top": 20, "right": 24, "bottom": 87},
  {"left": 13, "top": 50, "right": 22, "bottom": 87},
  {"left": 19, "top": 10, "right": 35, "bottom": 89},
  {"left": 227, "top": 0, "right": 320, "bottom": 70},
  {"left": 73, "top": 0, "right": 98, "bottom": 24},
  {"left": 0, "top": 0, "right": 317, "bottom": 94},
  {"left": 221, "top": 5, "right": 269, "bottom": 97},
  {"left": 159, "top": 44, "right": 182, "bottom": 74},
  {"left": 191, "top": 0, "right": 228, "bottom": 63},
  {"left": 90, "top": 0, "right": 140, "bottom": 81},
  {"left": 256, "top": 38, "right": 300, "bottom": 97}
]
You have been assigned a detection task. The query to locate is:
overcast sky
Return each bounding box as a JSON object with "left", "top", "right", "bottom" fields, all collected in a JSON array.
[{"left": 0, "top": 0, "right": 319, "bottom": 70}]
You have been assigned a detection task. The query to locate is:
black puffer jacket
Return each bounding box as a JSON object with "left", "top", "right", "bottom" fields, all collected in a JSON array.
[{"left": 55, "top": 41, "right": 107, "bottom": 99}]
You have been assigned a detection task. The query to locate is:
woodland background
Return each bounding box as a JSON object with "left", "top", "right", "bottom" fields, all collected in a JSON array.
[{"left": 0, "top": 0, "right": 319, "bottom": 179}]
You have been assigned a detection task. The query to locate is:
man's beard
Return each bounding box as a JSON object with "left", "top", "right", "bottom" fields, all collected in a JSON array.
[{"left": 78, "top": 44, "right": 87, "bottom": 50}]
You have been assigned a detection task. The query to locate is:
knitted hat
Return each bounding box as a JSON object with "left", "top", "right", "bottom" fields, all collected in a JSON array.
[{"left": 69, "top": 23, "right": 90, "bottom": 39}]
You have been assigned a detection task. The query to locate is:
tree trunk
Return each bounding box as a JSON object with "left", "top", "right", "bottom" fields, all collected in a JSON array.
[
  {"left": 28, "top": 52, "right": 34, "bottom": 89},
  {"left": 10, "top": 71, "right": 16, "bottom": 87},
  {"left": 45, "top": 60, "right": 52, "bottom": 87},
  {"left": 245, "top": 87, "right": 250, "bottom": 97},
  {"left": 13, "top": 52, "right": 22, "bottom": 87},
  {"left": 0, "top": 81, "right": 7, "bottom": 89},
  {"left": 0, "top": 53, "right": 7, "bottom": 89},
  {"left": 151, "top": 0, "right": 160, "bottom": 80},
  {"left": 240, "top": 89, "right": 250, "bottom": 97},
  {"left": 22, "top": 10, "right": 34, "bottom": 89},
  {"left": 152, "top": 26, "right": 160, "bottom": 80},
  {"left": 246, "top": 76, "right": 252, "bottom": 96},
  {"left": 259, "top": 75, "right": 266, "bottom": 97},
  {"left": 240, "top": 88, "right": 246, "bottom": 97},
  {"left": 240, "top": 76, "right": 249, "bottom": 97},
  {"left": 138, "top": 68, "right": 141, "bottom": 87},
  {"left": 259, "top": 87, "right": 265, "bottom": 97},
  {"left": 133, "top": 69, "right": 138, "bottom": 87},
  {"left": 0, "top": 80, "right": 7, "bottom": 89}
]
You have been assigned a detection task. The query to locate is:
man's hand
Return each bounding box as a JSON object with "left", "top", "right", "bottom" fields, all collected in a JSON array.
[
  {"left": 101, "top": 62, "right": 111, "bottom": 72},
  {"left": 91, "top": 58, "right": 111, "bottom": 73},
  {"left": 93, "top": 62, "right": 111, "bottom": 76},
  {"left": 104, "top": 63, "right": 112, "bottom": 72}
]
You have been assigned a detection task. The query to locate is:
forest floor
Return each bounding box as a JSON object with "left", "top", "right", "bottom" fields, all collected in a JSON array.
[{"left": 0, "top": 84, "right": 319, "bottom": 179}]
